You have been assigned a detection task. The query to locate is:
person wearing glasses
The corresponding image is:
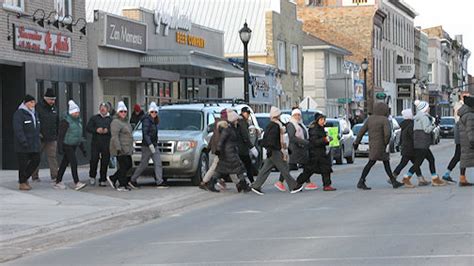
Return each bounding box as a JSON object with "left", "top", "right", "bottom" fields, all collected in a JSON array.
[
  {"left": 107, "top": 101, "right": 134, "bottom": 191},
  {"left": 129, "top": 102, "right": 166, "bottom": 189}
]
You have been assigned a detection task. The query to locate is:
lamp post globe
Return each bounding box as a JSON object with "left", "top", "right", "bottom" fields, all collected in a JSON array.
[
  {"left": 361, "top": 58, "right": 369, "bottom": 116},
  {"left": 361, "top": 58, "right": 369, "bottom": 71},
  {"left": 239, "top": 22, "right": 252, "bottom": 44},
  {"left": 239, "top": 22, "right": 252, "bottom": 103}
]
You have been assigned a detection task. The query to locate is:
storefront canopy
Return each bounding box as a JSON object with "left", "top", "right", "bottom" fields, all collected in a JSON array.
[
  {"left": 140, "top": 50, "right": 243, "bottom": 78},
  {"left": 98, "top": 67, "right": 179, "bottom": 82}
]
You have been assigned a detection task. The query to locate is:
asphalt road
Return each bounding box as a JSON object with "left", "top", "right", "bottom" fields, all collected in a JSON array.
[{"left": 8, "top": 140, "right": 474, "bottom": 265}]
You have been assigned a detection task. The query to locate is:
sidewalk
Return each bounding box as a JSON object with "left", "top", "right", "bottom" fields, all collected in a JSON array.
[{"left": 0, "top": 167, "right": 231, "bottom": 262}]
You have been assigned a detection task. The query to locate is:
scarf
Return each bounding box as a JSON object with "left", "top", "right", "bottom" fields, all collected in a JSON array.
[
  {"left": 289, "top": 117, "right": 308, "bottom": 140},
  {"left": 273, "top": 119, "right": 289, "bottom": 161}
]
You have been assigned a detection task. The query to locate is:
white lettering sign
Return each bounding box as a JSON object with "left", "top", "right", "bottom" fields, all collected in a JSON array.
[
  {"left": 396, "top": 64, "right": 415, "bottom": 79},
  {"left": 154, "top": 7, "right": 192, "bottom": 36},
  {"left": 109, "top": 24, "right": 143, "bottom": 45}
]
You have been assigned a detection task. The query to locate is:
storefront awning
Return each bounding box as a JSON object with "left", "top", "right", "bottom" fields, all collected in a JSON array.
[
  {"left": 98, "top": 67, "right": 180, "bottom": 82},
  {"left": 140, "top": 50, "right": 243, "bottom": 78}
]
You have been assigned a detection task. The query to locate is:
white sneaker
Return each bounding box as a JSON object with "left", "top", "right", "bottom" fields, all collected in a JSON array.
[
  {"left": 74, "top": 182, "right": 87, "bottom": 191},
  {"left": 116, "top": 186, "right": 130, "bottom": 192},
  {"left": 54, "top": 182, "right": 67, "bottom": 190},
  {"left": 89, "top": 178, "right": 96, "bottom": 186}
]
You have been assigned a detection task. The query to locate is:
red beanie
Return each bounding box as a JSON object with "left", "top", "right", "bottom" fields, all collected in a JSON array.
[
  {"left": 134, "top": 104, "right": 141, "bottom": 113},
  {"left": 220, "top": 108, "right": 228, "bottom": 121}
]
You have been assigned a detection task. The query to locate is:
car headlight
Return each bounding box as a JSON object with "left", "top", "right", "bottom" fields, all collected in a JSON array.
[{"left": 176, "top": 141, "right": 197, "bottom": 152}]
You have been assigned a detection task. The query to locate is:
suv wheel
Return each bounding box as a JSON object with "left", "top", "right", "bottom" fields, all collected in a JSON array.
[
  {"left": 335, "top": 147, "right": 344, "bottom": 165},
  {"left": 346, "top": 148, "right": 354, "bottom": 164},
  {"left": 191, "top": 152, "right": 209, "bottom": 186}
]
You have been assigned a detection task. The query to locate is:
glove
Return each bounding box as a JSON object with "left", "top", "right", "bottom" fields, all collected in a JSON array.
[
  {"left": 149, "top": 144, "right": 156, "bottom": 154},
  {"left": 250, "top": 147, "right": 258, "bottom": 158},
  {"left": 353, "top": 142, "right": 359, "bottom": 151}
]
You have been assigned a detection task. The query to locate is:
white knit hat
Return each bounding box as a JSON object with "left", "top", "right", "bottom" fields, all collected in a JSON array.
[
  {"left": 68, "top": 100, "right": 80, "bottom": 114},
  {"left": 416, "top": 101, "right": 429, "bottom": 113},
  {"left": 291, "top": 108, "right": 302, "bottom": 116},
  {"left": 148, "top": 101, "right": 158, "bottom": 113},
  {"left": 401, "top": 109, "right": 413, "bottom": 120},
  {"left": 227, "top": 110, "right": 239, "bottom": 123},
  {"left": 270, "top": 106, "right": 281, "bottom": 118},
  {"left": 116, "top": 101, "right": 128, "bottom": 112}
]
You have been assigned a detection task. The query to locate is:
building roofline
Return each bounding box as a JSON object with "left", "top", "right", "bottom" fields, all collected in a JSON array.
[{"left": 388, "top": 0, "right": 418, "bottom": 18}]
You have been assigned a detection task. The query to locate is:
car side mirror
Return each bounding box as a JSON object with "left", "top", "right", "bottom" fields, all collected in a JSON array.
[{"left": 207, "top": 124, "right": 214, "bottom": 133}]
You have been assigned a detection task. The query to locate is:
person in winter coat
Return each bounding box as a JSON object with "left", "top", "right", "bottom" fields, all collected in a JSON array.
[
  {"left": 129, "top": 102, "right": 166, "bottom": 189},
  {"left": 199, "top": 108, "right": 229, "bottom": 191},
  {"left": 13, "top": 95, "right": 41, "bottom": 191},
  {"left": 129, "top": 104, "right": 145, "bottom": 127},
  {"left": 54, "top": 100, "right": 87, "bottom": 191},
  {"left": 353, "top": 102, "right": 404, "bottom": 190},
  {"left": 457, "top": 96, "right": 474, "bottom": 186},
  {"left": 251, "top": 107, "right": 303, "bottom": 195},
  {"left": 392, "top": 109, "right": 429, "bottom": 187},
  {"left": 295, "top": 113, "right": 336, "bottom": 191},
  {"left": 404, "top": 101, "right": 446, "bottom": 186},
  {"left": 86, "top": 102, "right": 112, "bottom": 187},
  {"left": 274, "top": 108, "right": 317, "bottom": 192},
  {"left": 31, "top": 88, "right": 59, "bottom": 182},
  {"left": 209, "top": 111, "right": 251, "bottom": 193},
  {"left": 237, "top": 107, "right": 258, "bottom": 183},
  {"left": 107, "top": 101, "right": 134, "bottom": 192}
]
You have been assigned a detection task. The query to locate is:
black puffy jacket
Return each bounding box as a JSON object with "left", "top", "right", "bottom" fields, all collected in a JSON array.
[
  {"left": 13, "top": 105, "right": 41, "bottom": 153},
  {"left": 306, "top": 123, "right": 332, "bottom": 174},
  {"left": 36, "top": 100, "right": 59, "bottom": 142},
  {"left": 400, "top": 119, "right": 415, "bottom": 157},
  {"left": 215, "top": 125, "right": 245, "bottom": 175},
  {"left": 86, "top": 113, "right": 112, "bottom": 144},
  {"left": 141, "top": 115, "right": 159, "bottom": 147}
]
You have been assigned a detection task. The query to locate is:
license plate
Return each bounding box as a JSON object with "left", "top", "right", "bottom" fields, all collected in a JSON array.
[
  {"left": 444, "top": 131, "right": 449, "bottom": 134},
  {"left": 359, "top": 144, "right": 369, "bottom": 151}
]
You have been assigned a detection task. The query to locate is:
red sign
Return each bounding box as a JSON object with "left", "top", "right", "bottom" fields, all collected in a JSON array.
[{"left": 14, "top": 25, "right": 72, "bottom": 57}]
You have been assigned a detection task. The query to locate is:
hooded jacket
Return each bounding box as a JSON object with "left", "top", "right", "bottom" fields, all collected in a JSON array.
[
  {"left": 36, "top": 99, "right": 59, "bottom": 142},
  {"left": 458, "top": 104, "right": 474, "bottom": 168},
  {"left": 13, "top": 103, "right": 41, "bottom": 153},
  {"left": 354, "top": 102, "right": 391, "bottom": 161},
  {"left": 215, "top": 123, "right": 246, "bottom": 175},
  {"left": 141, "top": 114, "right": 159, "bottom": 147},
  {"left": 413, "top": 110, "right": 436, "bottom": 150},
  {"left": 399, "top": 119, "right": 415, "bottom": 157},
  {"left": 306, "top": 121, "right": 332, "bottom": 174},
  {"left": 110, "top": 116, "right": 134, "bottom": 156},
  {"left": 236, "top": 115, "right": 255, "bottom": 156}
]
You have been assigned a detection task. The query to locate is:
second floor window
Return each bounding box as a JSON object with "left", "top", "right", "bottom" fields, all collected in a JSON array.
[
  {"left": 290, "top": 44, "right": 298, "bottom": 74},
  {"left": 55, "top": 0, "right": 72, "bottom": 23},
  {"left": 3, "top": 0, "right": 24, "bottom": 12},
  {"left": 277, "top": 41, "right": 286, "bottom": 71}
]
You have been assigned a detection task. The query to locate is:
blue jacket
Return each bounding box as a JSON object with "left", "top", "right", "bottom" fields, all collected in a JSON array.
[
  {"left": 13, "top": 103, "right": 41, "bottom": 153},
  {"left": 141, "top": 115, "right": 159, "bottom": 147}
]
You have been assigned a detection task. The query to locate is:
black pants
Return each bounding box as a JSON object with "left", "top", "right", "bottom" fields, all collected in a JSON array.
[
  {"left": 17, "top": 152, "right": 40, "bottom": 184},
  {"left": 239, "top": 154, "right": 254, "bottom": 183},
  {"left": 296, "top": 167, "right": 331, "bottom": 187},
  {"left": 89, "top": 140, "right": 110, "bottom": 182},
  {"left": 110, "top": 155, "right": 132, "bottom": 187},
  {"left": 57, "top": 145, "right": 79, "bottom": 184},
  {"left": 360, "top": 160, "right": 394, "bottom": 181},
  {"left": 394, "top": 156, "right": 422, "bottom": 176},
  {"left": 409, "top": 149, "right": 436, "bottom": 176},
  {"left": 279, "top": 163, "right": 310, "bottom": 183},
  {"left": 447, "top": 144, "right": 461, "bottom": 171}
]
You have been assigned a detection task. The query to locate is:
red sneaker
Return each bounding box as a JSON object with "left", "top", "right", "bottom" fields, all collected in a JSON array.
[
  {"left": 274, "top": 181, "right": 286, "bottom": 192},
  {"left": 304, "top": 182, "right": 319, "bottom": 190},
  {"left": 323, "top": 186, "right": 337, "bottom": 191}
]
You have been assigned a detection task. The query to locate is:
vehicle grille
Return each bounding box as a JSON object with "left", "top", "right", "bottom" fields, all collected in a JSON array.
[{"left": 134, "top": 141, "right": 175, "bottom": 154}]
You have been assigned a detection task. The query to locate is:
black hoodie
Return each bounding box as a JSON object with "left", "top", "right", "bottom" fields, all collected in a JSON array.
[{"left": 400, "top": 119, "right": 415, "bottom": 157}]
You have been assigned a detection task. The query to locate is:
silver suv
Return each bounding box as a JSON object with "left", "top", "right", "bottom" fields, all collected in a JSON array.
[{"left": 132, "top": 102, "right": 262, "bottom": 185}]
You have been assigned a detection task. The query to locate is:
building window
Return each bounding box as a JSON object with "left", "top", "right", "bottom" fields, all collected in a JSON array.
[
  {"left": 277, "top": 41, "right": 286, "bottom": 71},
  {"left": 428, "top": 63, "right": 433, "bottom": 83},
  {"left": 3, "top": 0, "right": 24, "bottom": 12},
  {"left": 306, "top": 0, "right": 323, "bottom": 6},
  {"left": 55, "top": 0, "right": 73, "bottom": 23},
  {"left": 36, "top": 80, "right": 45, "bottom": 99},
  {"left": 290, "top": 44, "right": 298, "bottom": 74}
]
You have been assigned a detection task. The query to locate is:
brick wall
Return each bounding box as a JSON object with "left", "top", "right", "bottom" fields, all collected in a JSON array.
[{"left": 0, "top": 0, "right": 88, "bottom": 68}]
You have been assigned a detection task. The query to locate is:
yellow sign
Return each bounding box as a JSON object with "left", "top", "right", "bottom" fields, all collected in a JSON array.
[{"left": 176, "top": 31, "right": 205, "bottom": 48}]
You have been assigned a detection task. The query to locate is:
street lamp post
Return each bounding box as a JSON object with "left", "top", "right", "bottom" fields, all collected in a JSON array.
[
  {"left": 239, "top": 22, "right": 252, "bottom": 104},
  {"left": 411, "top": 74, "right": 418, "bottom": 114},
  {"left": 361, "top": 58, "right": 369, "bottom": 116}
]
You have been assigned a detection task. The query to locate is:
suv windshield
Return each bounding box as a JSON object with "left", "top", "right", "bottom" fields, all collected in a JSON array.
[
  {"left": 440, "top": 117, "right": 455, "bottom": 125},
  {"left": 352, "top": 124, "right": 368, "bottom": 136},
  {"left": 137, "top": 110, "right": 203, "bottom": 131},
  {"left": 256, "top": 117, "right": 270, "bottom": 130}
]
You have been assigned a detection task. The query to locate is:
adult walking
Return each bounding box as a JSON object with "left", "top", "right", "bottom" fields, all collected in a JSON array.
[
  {"left": 353, "top": 102, "right": 404, "bottom": 190},
  {"left": 404, "top": 101, "right": 446, "bottom": 186},
  {"left": 251, "top": 107, "right": 303, "bottom": 195},
  {"left": 54, "top": 100, "right": 87, "bottom": 190},
  {"left": 129, "top": 102, "right": 166, "bottom": 189},
  {"left": 86, "top": 102, "right": 112, "bottom": 187},
  {"left": 13, "top": 95, "right": 41, "bottom": 191},
  {"left": 237, "top": 107, "right": 258, "bottom": 183},
  {"left": 392, "top": 109, "right": 429, "bottom": 187},
  {"left": 108, "top": 101, "right": 134, "bottom": 192},
  {"left": 130, "top": 104, "right": 145, "bottom": 127},
  {"left": 295, "top": 113, "right": 336, "bottom": 191},
  {"left": 457, "top": 96, "right": 474, "bottom": 186},
  {"left": 31, "top": 88, "right": 59, "bottom": 182}
]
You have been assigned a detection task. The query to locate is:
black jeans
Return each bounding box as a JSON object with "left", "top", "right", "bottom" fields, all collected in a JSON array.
[
  {"left": 296, "top": 167, "right": 331, "bottom": 187},
  {"left": 279, "top": 163, "right": 310, "bottom": 183},
  {"left": 394, "top": 156, "right": 422, "bottom": 177},
  {"left": 57, "top": 145, "right": 79, "bottom": 184},
  {"left": 239, "top": 154, "right": 254, "bottom": 183},
  {"left": 17, "top": 152, "right": 40, "bottom": 184},
  {"left": 360, "top": 160, "right": 394, "bottom": 181},
  {"left": 409, "top": 149, "right": 436, "bottom": 176},
  {"left": 89, "top": 140, "right": 111, "bottom": 182},
  {"left": 447, "top": 144, "right": 461, "bottom": 171},
  {"left": 110, "top": 155, "right": 132, "bottom": 187}
]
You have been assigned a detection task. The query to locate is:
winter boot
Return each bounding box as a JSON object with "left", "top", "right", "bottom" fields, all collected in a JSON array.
[
  {"left": 459, "top": 176, "right": 474, "bottom": 187},
  {"left": 357, "top": 179, "right": 371, "bottom": 190},
  {"left": 402, "top": 176, "right": 415, "bottom": 188},
  {"left": 432, "top": 176, "right": 447, "bottom": 187},
  {"left": 390, "top": 177, "right": 404, "bottom": 189},
  {"left": 19, "top": 183, "right": 31, "bottom": 191},
  {"left": 417, "top": 176, "right": 431, "bottom": 186}
]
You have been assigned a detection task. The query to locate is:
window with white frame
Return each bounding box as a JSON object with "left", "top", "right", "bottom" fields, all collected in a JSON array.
[
  {"left": 3, "top": 0, "right": 24, "bottom": 12},
  {"left": 290, "top": 44, "right": 298, "bottom": 73},
  {"left": 55, "top": 0, "right": 73, "bottom": 23},
  {"left": 427, "top": 63, "right": 433, "bottom": 83},
  {"left": 277, "top": 41, "right": 286, "bottom": 71}
]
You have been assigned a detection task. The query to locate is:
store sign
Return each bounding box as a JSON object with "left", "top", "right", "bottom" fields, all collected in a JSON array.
[
  {"left": 154, "top": 8, "right": 192, "bottom": 36},
  {"left": 176, "top": 32, "right": 205, "bottom": 48},
  {"left": 14, "top": 25, "right": 72, "bottom": 57},
  {"left": 104, "top": 14, "right": 147, "bottom": 53},
  {"left": 397, "top": 85, "right": 412, "bottom": 98},
  {"left": 396, "top": 64, "right": 415, "bottom": 79}
]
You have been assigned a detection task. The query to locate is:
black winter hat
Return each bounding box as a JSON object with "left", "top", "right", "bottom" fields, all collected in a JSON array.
[
  {"left": 314, "top": 112, "right": 326, "bottom": 123},
  {"left": 241, "top": 106, "right": 251, "bottom": 114},
  {"left": 23, "top": 94, "right": 36, "bottom": 104},
  {"left": 44, "top": 88, "right": 56, "bottom": 98},
  {"left": 464, "top": 96, "right": 474, "bottom": 108}
]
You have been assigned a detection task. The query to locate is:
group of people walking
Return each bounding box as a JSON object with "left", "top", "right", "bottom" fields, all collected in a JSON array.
[{"left": 12, "top": 88, "right": 474, "bottom": 194}]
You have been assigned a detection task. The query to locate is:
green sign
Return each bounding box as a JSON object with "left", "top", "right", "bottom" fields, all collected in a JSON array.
[
  {"left": 337, "top": 98, "right": 352, "bottom": 104},
  {"left": 376, "top": 92, "right": 387, "bottom": 99},
  {"left": 327, "top": 127, "right": 340, "bottom": 147}
]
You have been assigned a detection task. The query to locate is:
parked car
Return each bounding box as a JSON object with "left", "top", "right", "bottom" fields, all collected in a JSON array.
[
  {"left": 352, "top": 123, "right": 369, "bottom": 157},
  {"left": 325, "top": 118, "right": 355, "bottom": 164},
  {"left": 439, "top": 116, "right": 456, "bottom": 138},
  {"left": 132, "top": 102, "right": 262, "bottom": 185},
  {"left": 281, "top": 109, "right": 325, "bottom": 127},
  {"left": 389, "top": 118, "right": 401, "bottom": 153}
]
